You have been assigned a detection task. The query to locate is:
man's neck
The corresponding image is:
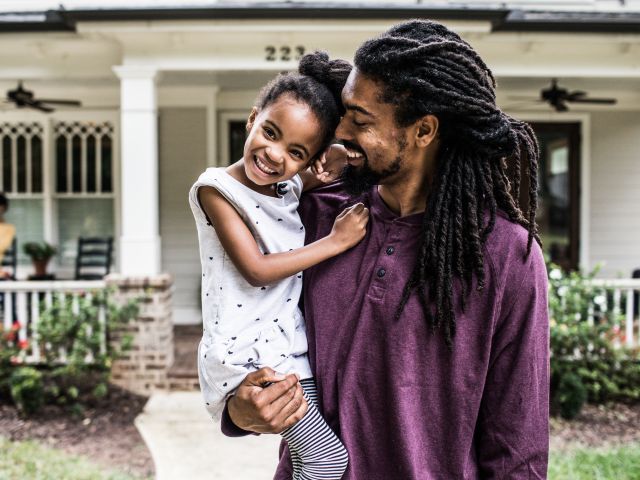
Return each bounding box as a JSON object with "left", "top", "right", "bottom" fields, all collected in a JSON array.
[
  {"left": 377, "top": 165, "right": 432, "bottom": 218},
  {"left": 378, "top": 182, "right": 427, "bottom": 217}
]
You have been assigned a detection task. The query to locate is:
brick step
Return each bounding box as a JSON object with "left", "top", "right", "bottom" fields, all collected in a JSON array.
[{"left": 169, "top": 325, "right": 201, "bottom": 391}]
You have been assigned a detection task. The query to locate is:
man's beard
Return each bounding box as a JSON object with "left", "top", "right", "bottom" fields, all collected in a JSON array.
[{"left": 340, "top": 153, "right": 403, "bottom": 197}]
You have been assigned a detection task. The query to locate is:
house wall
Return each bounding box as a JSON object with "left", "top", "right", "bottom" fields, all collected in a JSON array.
[
  {"left": 159, "top": 107, "right": 207, "bottom": 324},
  {"left": 590, "top": 111, "right": 640, "bottom": 278}
]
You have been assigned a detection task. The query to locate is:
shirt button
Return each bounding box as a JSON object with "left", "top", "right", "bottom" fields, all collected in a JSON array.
[
  {"left": 377, "top": 268, "right": 386, "bottom": 278},
  {"left": 386, "top": 246, "right": 395, "bottom": 255}
]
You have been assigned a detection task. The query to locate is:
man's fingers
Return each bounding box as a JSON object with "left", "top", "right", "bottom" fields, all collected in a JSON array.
[
  {"left": 278, "top": 385, "right": 309, "bottom": 431},
  {"left": 264, "top": 380, "right": 303, "bottom": 423},
  {"left": 245, "top": 367, "right": 286, "bottom": 387},
  {"left": 259, "top": 373, "right": 300, "bottom": 404}
]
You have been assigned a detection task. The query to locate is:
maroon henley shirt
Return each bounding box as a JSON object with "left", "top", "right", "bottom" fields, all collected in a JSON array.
[{"left": 223, "top": 182, "right": 550, "bottom": 479}]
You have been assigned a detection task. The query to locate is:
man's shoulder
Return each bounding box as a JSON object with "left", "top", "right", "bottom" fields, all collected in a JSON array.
[
  {"left": 299, "top": 181, "right": 353, "bottom": 217},
  {"left": 485, "top": 211, "right": 531, "bottom": 264},
  {"left": 484, "top": 211, "right": 547, "bottom": 303}
]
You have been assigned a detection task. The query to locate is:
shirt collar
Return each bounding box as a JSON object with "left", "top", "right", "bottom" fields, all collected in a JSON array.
[{"left": 369, "top": 186, "right": 423, "bottom": 227}]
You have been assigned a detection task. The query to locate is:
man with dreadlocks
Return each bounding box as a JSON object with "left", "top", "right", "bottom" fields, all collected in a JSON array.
[{"left": 222, "top": 20, "right": 549, "bottom": 479}]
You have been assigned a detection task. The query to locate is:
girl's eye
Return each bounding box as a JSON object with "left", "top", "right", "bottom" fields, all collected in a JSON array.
[
  {"left": 290, "top": 150, "right": 304, "bottom": 159},
  {"left": 263, "top": 127, "right": 276, "bottom": 139},
  {"left": 353, "top": 119, "right": 366, "bottom": 127}
]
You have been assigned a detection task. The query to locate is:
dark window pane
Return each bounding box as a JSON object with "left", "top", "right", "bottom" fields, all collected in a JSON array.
[
  {"left": 229, "top": 121, "right": 247, "bottom": 166},
  {"left": 537, "top": 132, "right": 571, "bottom": 268},
  {"left": 17, "top": 135, "right": 26, "bottom": 193},
  {"left": 87, "top": 135, "right": 96, "bottom": 193},
  {"left": 56, "top": 136, "right": 67, "bottom": 192},
  {"left": 31, "top": 136, "right": 43, "bottom": 193},
  {"left": 72, "top": 135, "right": 82, "bottom": 193},
  {"left": 529, "top": 123, "right": 580, "bottom": 271},
  {"left": 3, "top": 136, "right": 12, "bottom": 192},
  {"left": 101, "top": 136, "right": 112, "bottom": 192}
]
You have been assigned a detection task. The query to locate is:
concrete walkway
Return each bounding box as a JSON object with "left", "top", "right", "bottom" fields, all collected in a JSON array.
[{"left": 135, "top": 392, "right": 283, "bottom": 480}]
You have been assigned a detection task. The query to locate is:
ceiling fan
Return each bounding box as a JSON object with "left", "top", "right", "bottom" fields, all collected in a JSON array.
[
  {"left": 4, "top": 81, "right": 82, "bottom": 113},
  {"left": 506, "top": 79, "right": 617, "bottom": 112}
]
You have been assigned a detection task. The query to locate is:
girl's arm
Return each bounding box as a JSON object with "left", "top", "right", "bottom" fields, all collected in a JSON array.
[{"left": 197, "top": 186, "right": 368, "bottom": 287}]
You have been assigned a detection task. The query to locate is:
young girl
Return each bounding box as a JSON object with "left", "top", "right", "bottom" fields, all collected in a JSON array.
[{"left": 188, "top": 52, "right": 366, "bottom": 479}]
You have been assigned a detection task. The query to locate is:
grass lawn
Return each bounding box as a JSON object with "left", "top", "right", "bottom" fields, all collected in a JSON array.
[
  {"left": 0, "top": 436, "right": 149, "bottom": 480},
  {"left": 3, "top": 435, "right": 639, "bottom": 480},
  {"left": 549, "top": 443, "right": 640, "bottom": 479}
]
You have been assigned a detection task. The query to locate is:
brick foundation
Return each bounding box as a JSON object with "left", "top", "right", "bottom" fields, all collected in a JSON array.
[{"left": 107, "top": 274, "right": 175, "bottom": 395}]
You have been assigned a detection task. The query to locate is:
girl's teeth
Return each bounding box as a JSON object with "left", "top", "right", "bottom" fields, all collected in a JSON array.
[{"left": 256, "top": 157, "right": 276, "bottom": 174}]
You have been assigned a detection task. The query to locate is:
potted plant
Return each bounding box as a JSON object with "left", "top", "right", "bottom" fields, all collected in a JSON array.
[{"left": 23, "top": 241, "right": 57, "bottom": 277}]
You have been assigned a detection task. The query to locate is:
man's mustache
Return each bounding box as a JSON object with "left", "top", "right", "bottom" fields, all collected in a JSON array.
[{"left": 340, "top": 140, "right": 365, "bottom": 156}]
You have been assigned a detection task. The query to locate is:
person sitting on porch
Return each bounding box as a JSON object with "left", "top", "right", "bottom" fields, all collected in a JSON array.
[
  {"left": 190, "top": 52, "right": 365, "bottom": 480},
  {"left": 0, "top": 193, "right": 16, "bottom": 279}
]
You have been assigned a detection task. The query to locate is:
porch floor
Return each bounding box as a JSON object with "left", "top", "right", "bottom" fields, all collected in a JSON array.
[{"left": 168, "top": 325, "right": 201, "bottom": 391}]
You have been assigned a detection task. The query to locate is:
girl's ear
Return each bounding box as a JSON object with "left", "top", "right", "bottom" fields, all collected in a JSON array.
[{"left": 246, "top": 107, "right": 259, "bottom": 132}]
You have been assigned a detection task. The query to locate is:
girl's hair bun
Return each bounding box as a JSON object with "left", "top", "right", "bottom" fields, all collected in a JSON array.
[
  {"left": 298, "top": 51, "right": 332, "bottom": 83},
  {"left": 298, "top": 51, "right": 352, "bottom": 112}
]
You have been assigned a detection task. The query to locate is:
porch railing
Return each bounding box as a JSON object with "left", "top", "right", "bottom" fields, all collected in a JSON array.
[
  {"left": 0, "top": 280, "right": 106, "bottom": 363},
  {"left": 1, "top": 278, "right": 639, "bottom": 363},
  {"left": 588, "top": 278, "right": 640, "bottom": 349}
]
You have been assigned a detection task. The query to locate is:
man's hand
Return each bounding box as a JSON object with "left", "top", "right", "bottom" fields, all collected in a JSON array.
[{"left": 227, "top": 367, "right": 308, "bottom": 434}]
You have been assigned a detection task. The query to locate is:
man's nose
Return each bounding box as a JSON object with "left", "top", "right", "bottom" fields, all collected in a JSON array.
[{"left": 335, "top": 116, "right": 350, "bottom": 142}]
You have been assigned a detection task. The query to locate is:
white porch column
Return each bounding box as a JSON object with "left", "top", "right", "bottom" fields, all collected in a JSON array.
[{"left": 113, "top": 66, "right": 162, "bottom": 275}]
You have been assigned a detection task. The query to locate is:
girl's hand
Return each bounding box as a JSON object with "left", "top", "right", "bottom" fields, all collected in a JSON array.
[
  {"left": 329, "top": 202, "right": 369, "bottom": 252},
  {"left": 312, "top": 144, "right": 348, "bottom": 184}
]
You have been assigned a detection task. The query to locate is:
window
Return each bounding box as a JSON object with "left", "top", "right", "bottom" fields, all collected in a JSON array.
[
  {"left": 53, "top": 121, "right": 115, "bottom": 268},
  {"left": 228, "top": 120, "right": 248, "bottom": 166},
  {"left": 515, "top": 122, "right": 580, "bottom": 271},
  {"left": 0, "top": 117, "right": 117, "bottom": 272},
  {"left": 0, "top": 122, "right": 45, "bottom": 263}
]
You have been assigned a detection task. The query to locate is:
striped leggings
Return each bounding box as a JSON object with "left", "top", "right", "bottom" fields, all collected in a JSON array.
[{"left": 280, "top": 378, "right": 348, "bottom": 480}]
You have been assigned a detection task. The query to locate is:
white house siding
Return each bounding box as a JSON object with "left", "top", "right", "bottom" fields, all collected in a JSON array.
[
  {"left": 590, "top": 111, "right": 640, "bottom": 278},
  {"left": 159, "top": 107, "right": 207, "bottom": 325}
]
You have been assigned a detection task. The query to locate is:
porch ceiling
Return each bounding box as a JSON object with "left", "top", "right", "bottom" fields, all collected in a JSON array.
[{"left": 158, "top": 70, "right": 640, "bottom": 112}]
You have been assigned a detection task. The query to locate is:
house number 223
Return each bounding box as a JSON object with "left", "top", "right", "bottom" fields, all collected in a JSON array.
[{"left": 265, "top": 46, "right": 306, "bottom": 62}]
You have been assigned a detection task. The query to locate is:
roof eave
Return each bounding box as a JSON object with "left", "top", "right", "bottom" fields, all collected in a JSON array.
[{"left": 64, "top": 5, "right": 507, "bottom": 22}]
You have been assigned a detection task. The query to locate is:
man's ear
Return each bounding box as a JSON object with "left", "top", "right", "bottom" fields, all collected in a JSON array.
[
  {"left": 246, "top": 107, "right": 259, "bottom": 132},
  {"left": 415, "top": 114, "right": 439, "bottom": 148}
]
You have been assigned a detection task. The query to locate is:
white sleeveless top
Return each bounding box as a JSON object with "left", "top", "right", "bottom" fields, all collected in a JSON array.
[{"left": 188, "top": 167, "right": 313, "bottom": 420}]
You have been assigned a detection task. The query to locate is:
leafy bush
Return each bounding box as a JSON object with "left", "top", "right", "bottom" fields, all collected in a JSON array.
[
  {"left": 22, "top": 241, "right": 57, "bottom": 260},
  {"left": 9, "top": 367, "right": 44, "bottom": 415},
  {"left": 549, "top": 263, "right": 640, "bottom": 419},
  {"left": 0, "top": 287, "right": 141, "bottom": 416},
  {"left": 0, "top": 322, "right": 29, "bottom": 401}
]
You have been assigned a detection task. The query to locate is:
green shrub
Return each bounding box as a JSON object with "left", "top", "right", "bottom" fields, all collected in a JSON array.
[
  {"left": 0, "top": 322, "right": 29, "bottom": 401},
  {"left": 554, "top": 372, "right": 587, "bottom": 420},
  {"left": 548, "top": 262, "right": 640, "bottom": 417},
  {"left": 10, "top": 367, "right": 44, "bottom": 415},
  {"left": 0, "top": 287, "right": 141, "bottom": 416}
]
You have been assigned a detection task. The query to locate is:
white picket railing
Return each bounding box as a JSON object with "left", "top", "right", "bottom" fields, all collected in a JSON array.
[
  {"left": 588, "top": 279, "right": 640, "bottom": 349},
  {"left": 0, "top": 280, "right": 106, "bottom": 363},
  {"left": 1, "top": 278, "right": 639, "bottom": 364}
]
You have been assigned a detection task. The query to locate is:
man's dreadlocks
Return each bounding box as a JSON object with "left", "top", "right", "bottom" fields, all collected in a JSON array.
[{"left": 354, "top": 20, "right": 541, "bottom": 348}]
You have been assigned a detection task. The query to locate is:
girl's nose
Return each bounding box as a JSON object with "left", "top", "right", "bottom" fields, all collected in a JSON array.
[{"left": 265, "top": 146, "right": 284, "bottom": 164}]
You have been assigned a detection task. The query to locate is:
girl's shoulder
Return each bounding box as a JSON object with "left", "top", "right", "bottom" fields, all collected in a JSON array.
[{"left": 191, "top": 167, "right": 246, "bottom": 202}]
